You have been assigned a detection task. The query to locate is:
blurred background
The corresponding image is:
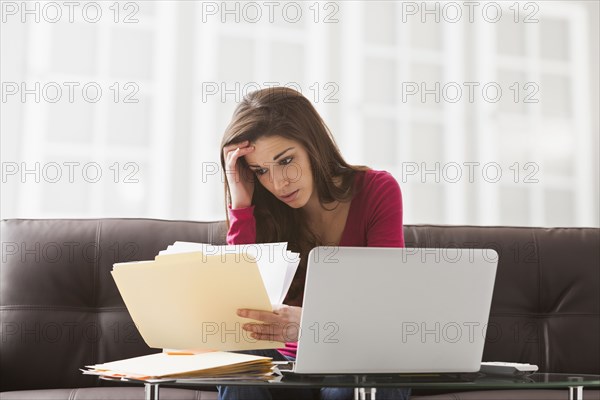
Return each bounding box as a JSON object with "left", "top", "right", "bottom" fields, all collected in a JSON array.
[{"left": 1, "top": 0, "right": 598, "bottom": 227}]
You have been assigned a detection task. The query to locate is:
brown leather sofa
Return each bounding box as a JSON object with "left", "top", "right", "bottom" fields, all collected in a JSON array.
[{"left": 1, "top": 218, "right": 598, "bottom": 399}]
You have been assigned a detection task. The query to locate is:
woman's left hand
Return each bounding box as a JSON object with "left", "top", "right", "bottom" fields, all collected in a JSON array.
[{"left": 237, "top": 305, "right": 302, "bottom": 342}]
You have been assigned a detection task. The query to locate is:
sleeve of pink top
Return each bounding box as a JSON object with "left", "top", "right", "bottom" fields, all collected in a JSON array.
[
  {"left": 366, "top": 171, "right": 405, "bottom": 248},
  {"left": 226, "top": 204, "right": 257, "bottom": 245}
]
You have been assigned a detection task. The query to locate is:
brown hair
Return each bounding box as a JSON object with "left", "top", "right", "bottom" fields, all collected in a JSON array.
[{"left": 220, "top": 87, "right": 369, "bottom": 305}]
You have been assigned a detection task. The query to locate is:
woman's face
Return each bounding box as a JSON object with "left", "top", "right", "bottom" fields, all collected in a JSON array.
[{"left": 243, "top": 135, "right": 314, "bottom": 209}]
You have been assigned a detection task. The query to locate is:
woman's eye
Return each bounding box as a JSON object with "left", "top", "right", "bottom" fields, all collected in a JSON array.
[{"left": 253, "top": 157, "right": 292, "bottom": 176}]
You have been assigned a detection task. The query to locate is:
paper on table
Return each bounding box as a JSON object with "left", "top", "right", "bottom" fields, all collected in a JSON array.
[
  {"left": 85, "top": 351, "right": 273, "bottom": 378},
  {"left": 112, "top": 251, "right": 283, "bottom": 351},
  {"left": 159, "top": 242, "right": 299, "bottom": 305}
]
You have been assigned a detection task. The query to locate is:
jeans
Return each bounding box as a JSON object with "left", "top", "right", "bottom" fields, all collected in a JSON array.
[
  {"left": 217, "top": 350, "right": 411, "bottom": 400},
  {"left": 320, "top": 388, "right": 411, "bottom": 400}
]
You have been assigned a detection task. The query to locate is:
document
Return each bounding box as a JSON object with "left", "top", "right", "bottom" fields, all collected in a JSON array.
[
  {"left": 111, "top": 242, "right": 300, "bottom": 351},
  {"left": 159, "top": 242, "right": 299, "bottom": 305},
  {"left": 82, "top": 351, "right": 275, "bottom": 380}
]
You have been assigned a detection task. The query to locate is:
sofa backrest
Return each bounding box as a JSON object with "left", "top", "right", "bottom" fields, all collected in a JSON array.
[
  {"left": 1, "top": 219, "right": 598, "bottom": 391},
  {"left": 403, "top": 224, "right": 599, "bottom": 376}
]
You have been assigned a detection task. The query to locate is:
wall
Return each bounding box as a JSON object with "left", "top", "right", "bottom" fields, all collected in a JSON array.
[{"left": 1, "top": 1, "right": 598, "bottom": 227}]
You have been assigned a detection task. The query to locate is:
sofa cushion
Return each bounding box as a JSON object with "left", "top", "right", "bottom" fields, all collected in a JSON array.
[
  {"left": 403, "top": 224, "right": 600, "bottom": 374},
  {"left": 0, "top": 219, "right": 226, "bottom": 392}
]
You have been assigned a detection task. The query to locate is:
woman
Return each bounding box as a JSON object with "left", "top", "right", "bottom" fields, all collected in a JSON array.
[{"left": 219, "top": 87, "right": 410, "bottom": 400}]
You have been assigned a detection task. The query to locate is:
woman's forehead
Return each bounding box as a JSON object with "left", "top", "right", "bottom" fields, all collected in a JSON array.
[
  {"left": 252, "top": 135, "right": 296, "bottom": 148},
  {"left": 246, "top": 136, "right": 302, "bottom": 164}
]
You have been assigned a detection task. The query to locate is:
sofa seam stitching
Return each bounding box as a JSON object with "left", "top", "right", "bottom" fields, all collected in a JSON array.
[
  {"left": 4, "top": 218, "right": 598, "bottom": 230},
  {"left": 0, "top": 305, "right": 128, "bottom": 311},
  {"left": 93, "top": 221, "right": 102, "bottom": 366},
  {"left": 532, "top": 227, "right": 545, "bottom": 372},
  {"left": 3, "top": 306, "right": 596, "bottom": 317}
]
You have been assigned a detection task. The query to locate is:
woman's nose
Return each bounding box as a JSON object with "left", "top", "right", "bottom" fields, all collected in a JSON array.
[{"left": 272, "top": 170, "right": 288, "bottom": 191}]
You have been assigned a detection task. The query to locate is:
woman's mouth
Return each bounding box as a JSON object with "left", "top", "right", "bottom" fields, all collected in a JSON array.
[{"left": 280, "top": 190, "right": 299, "bottom": 203}]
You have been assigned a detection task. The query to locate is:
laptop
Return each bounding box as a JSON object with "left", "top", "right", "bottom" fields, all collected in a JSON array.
[{"left": 288, "top": 247, "right": 498, "bottom": 375}]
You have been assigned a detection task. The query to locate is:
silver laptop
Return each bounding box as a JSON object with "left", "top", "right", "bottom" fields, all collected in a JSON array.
[{"left": 292, "top": 247, "right": 498, "bottom": 374}]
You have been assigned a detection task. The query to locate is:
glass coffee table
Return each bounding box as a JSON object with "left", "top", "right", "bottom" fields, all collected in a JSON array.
[{"left": 103, "top": 372, "right": 600, "bottom": 400}]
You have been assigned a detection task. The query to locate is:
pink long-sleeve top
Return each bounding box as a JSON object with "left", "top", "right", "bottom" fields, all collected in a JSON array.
[{"left": 226, "top": 169, "right": 405, "bottom": 358}]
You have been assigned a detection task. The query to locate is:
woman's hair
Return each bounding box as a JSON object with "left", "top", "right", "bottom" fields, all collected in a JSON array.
[{"left": 220, "top": 87, "right": 369, "bottom": 304}]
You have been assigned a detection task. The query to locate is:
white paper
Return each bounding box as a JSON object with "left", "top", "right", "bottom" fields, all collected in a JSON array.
[
  {"left": 160, "top": 241, "right": 299, "bottom": 304},
  {"left": 87, "top": 352, "right": 271, "bottom": 378}
]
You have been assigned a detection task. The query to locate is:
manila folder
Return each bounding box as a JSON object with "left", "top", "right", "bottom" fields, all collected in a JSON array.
[{"left": 111, "top": 251, "right": 284, "bottom": 351}]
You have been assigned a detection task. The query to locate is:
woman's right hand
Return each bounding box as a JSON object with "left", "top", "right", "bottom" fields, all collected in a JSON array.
[{"left": 223, "top": 140, "right": 256, "bottom": 209}]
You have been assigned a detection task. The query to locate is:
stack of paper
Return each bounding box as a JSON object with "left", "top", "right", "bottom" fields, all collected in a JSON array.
[
  {"left": 159, "top": 242, "right": 299, "bottom": 305},
  {"left": 82, "top": 351, "right": 275, "bottom": 381},
  {"left": 111, "top": 242, "right": 300, "bottom": 351}
]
